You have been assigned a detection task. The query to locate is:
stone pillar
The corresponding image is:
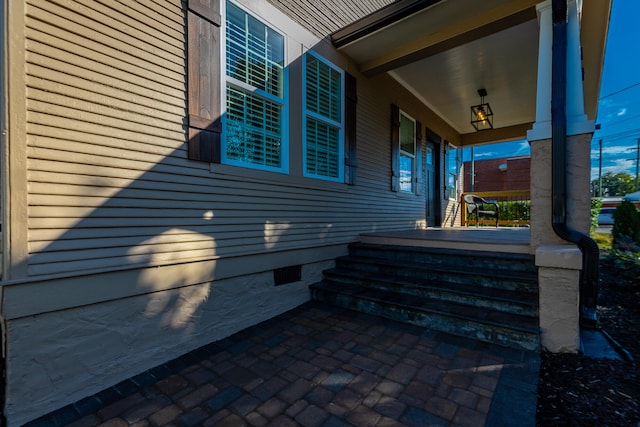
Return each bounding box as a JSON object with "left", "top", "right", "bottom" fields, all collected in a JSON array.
[
  {"left": 536, "top": 245, "right": 582, "bottom": 352},
  {"left": 530, "top": 133, "right": 591, "bottom": 249},
  {"left": 527, "top": 0, "right": 595, "bottom": 354},
  {"left": 528, "top": 0, "right": 594, "bottom": 250}
]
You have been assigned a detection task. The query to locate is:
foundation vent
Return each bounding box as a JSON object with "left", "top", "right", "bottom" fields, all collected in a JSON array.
[{"left": 274, "top": 265, "right": 302, "bottom": 286}]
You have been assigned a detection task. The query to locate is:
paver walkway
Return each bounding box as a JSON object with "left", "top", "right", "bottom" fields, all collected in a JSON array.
[{"left": 25, "top": 302, "right": 539, "bottom": 427}]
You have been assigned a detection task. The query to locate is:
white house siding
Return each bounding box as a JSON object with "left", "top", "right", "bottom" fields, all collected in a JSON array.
[{"left": 3, "top": 0, "right": 461, "bottom": 424}]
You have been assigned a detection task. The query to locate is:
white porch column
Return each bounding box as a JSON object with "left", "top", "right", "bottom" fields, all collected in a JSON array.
[
  {"left": 527, "top": 0, "right": 553, "bottom": 142},
  {"left": 528, "top": 0, "right": 595, "bottom": 141},
  {"left": 566, "top": 0, "right": 595, "bottom": 135}
]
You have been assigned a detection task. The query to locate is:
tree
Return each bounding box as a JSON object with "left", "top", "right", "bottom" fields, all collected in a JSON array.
[{"left": 591, "top": 172, "right": 636, "bottom": 197}]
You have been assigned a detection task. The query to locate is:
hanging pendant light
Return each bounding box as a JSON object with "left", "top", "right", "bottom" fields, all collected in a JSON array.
[{"left": 470, "top": 88, "right": 493, "bottom": 131}]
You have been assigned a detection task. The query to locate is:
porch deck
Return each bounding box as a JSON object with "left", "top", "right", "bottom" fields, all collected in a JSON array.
[{"left": 359, "top": 227, "right": 531, "bottom": 254}]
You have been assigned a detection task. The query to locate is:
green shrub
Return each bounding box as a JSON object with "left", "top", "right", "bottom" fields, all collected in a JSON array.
[
  {"left": 591, "top": 198, "right": 602, "bottom": 233},
  {"left": 612, "top": 200, "right": 640, "bottom": 245},
  {"left": 608, "top": 235, "right": 640, "bottom": 284},
  {"left": 497, "top": 200, "right": 530, "bottom": 223}
]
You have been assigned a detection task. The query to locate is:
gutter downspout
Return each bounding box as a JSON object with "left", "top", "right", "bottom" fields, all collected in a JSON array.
[{"left": 551, "top": 0, "right": 599, "bottom": 328}]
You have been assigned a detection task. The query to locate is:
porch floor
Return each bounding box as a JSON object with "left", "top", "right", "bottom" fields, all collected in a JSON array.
[
  {"left": 360, "top": 227, "right": 531, "bottom": 254},
  {"left": 26, "top": 302, "right": 539, "bottom": 427}
]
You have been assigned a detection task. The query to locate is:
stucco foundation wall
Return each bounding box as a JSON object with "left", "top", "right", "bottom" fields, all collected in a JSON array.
[{"left": 5, "top": 259, "right": 331, "bottom": 426}]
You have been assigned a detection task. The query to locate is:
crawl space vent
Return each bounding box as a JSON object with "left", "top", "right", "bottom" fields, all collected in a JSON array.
[{"left": 273, "top": 265, "right": 302, "bottom": 286}]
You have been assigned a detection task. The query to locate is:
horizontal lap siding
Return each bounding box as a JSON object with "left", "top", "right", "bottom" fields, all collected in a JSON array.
[
  {"left": 26, "top": 0, "right": 190, "bottom": 277},
  {"left": 25, "top": 0, "right": 426, "bottom": 277}
]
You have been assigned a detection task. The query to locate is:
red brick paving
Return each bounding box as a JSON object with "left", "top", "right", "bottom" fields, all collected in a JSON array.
[{"left": 25, "top": 302, "right": 539, "bottom": 427}]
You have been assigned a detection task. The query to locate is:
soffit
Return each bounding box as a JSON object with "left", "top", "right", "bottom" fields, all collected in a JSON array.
[
  {"left": 334, "top": 0, "right": 610, "bottom": 144},
  {"left": 334, "top": 0, "right": 542, "bottom": 142}
]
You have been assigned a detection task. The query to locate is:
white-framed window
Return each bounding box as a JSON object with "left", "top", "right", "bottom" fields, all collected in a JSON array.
[
  {"left": 399, "top": 112, "right": 416, "bottom": 192},
  {"left": 223, "top": 1, "right": 287, "bottom": 172},
  {"left": 303, "top": 52, "right": 344, "bottom": 181},
  {"left": 447, "top": 144, "right": 460, "bottom": 200}
]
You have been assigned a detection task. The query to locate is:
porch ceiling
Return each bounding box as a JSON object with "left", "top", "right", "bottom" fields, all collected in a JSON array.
[{"left": 333, "top": 0, "right": 610, "bottom": 145}]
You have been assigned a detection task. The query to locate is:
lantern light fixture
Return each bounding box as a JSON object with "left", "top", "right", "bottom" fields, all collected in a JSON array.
[{"left": 470, "top": 88, "right": 493, "bottom": 131}]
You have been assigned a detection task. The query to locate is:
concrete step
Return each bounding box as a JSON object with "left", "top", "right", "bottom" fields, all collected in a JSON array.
[
  {"left": 310, "top": 281, "right": 539, "bottom": 351},
  {"left": 348, "top": 242, "right": 537, "bottom": 275},
  {"left": 322, "top": 267, "right": 538, "bottom": 317},
  {"left": 310, "top": 242, "right": 540, "bottom": 351},
  {"left": 335, "top": 255, "right": 538, "bottom": 293}
]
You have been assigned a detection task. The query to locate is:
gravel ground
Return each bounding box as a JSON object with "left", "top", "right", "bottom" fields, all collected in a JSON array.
[{"left": 536, "top": 258, "right": 640, "bottom": 426}]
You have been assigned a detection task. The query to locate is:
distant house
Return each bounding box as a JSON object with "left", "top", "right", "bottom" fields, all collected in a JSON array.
[
  {"left": 463, "top": 155, "right": 531, "bottom": 192},
  {"left": 0, "top": 0, "right": 610, "bottom": 425}
]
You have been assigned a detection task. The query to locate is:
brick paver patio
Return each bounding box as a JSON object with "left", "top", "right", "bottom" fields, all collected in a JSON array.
[{"left": 25, "top": 302, "right": 539, "bottom": 427}]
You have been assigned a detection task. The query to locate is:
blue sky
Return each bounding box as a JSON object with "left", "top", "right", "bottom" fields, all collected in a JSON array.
[
  {"left": 591, "top": 0, "right": 640, "bottom": 180},
  {"left": 464, "top": 0, "right": 640, "bottom": 181}
]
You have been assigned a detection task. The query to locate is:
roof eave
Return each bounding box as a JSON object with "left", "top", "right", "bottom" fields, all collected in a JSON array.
[{"left": 331, "top": 0, "right": 444, "bottom": 49}]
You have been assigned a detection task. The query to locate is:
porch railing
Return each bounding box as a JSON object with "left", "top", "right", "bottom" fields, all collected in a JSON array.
[{"left": 461, "top": 190, "right": 531, "bottom": 227}]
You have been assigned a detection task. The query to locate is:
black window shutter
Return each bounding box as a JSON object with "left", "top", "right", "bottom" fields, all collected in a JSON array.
[
  {"left": 344, "top": 72, "right": 357, "bottom": 185},
  {"left": 415, "top": 121, "right": 423, "bottom": 196},
  {"left": 187, "top": 0, "right": 222, "bottom": 163},
  {"left": 391, "top": 104, "right": 400, "bottom": 192}
]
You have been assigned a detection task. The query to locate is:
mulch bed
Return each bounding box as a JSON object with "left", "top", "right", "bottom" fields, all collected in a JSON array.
[{"left": 536, "top": 258, "right": 640, "bottom": 426}]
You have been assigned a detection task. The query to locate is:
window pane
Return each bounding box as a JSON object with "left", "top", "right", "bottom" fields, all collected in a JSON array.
[
  {"left": 400, "top": 154, "right": 414, "bottom": 192},
  {"left": 426, "top": 146, "right": 433, "bottom": 165},
  {"left": 226, "top": 85, "right": 282, "bottom": 168},
  {"left": 304, "top": 53, "right": 343, "bottom": 179},
  {"left": 225, "top": 2, "right": 285, "bottom": 171},
  {"left": 447, "top": 146, "right": 459, "bottom": 199},
  {"left": 400, "top": 114, "right": 415, "bottom": 155},
  {"left": 306, "top": 55, "right": 341, "bottom": 122},
  {"left": 447, "top": 146, "right": 458, "bottom": 174},
  {"left": 226, "top": 2, "right": 284, "bottom": 97},
  {"left": 306, "top": 118, "right": 339, "bottom": 178}
]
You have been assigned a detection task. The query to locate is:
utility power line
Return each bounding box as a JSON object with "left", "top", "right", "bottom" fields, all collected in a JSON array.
[{"left": 599, "top": 82, "right": 640, "bottom": 100}]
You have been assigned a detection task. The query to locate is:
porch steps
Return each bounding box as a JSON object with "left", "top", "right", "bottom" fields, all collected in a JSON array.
[{"left": 310, "top": 242, "right": 539, "bottom": 351}]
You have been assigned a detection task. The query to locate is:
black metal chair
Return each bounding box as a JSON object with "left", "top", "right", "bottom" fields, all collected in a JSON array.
[{"left": 463, "top": 194, "right": 499, "bottom": 227}]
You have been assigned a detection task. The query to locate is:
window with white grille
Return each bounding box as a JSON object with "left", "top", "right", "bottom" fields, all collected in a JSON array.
[
  {"left": 224, "top": 1, "right": 287, "bottom": 172},
  {"left": 303, "top": 52, "right": 344, "bottom": 181}
]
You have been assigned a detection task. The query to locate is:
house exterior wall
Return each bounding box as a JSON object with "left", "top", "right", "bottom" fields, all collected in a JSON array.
[{"left": 2, "top": 0, "right": 460, "bottom": 424}]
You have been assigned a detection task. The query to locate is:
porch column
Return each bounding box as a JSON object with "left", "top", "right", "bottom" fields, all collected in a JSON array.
[
  {"left": 528, "top": 0, "right": 595, "bottom": 354},
  {"left": 566, "top": 0, "right": 594, "bottom": 136},
  {"left": 527, "top": 0, "right": 552, "bottom": 142},
  {"left": 528, "top": 0, "right": 594, "bottom": 250},
  {"left": 560, "top": 0, "right": 595, "bottom": 231}
]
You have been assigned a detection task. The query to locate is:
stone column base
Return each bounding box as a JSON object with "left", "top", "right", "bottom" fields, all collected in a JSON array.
[{"left": 536, "top": 244, "right": 582, "bottom": 353}]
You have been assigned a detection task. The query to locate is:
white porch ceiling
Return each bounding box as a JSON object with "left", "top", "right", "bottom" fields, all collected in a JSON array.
[
  {"left": 335, "top": 0, "right": 542, "bottom": 140},
  {"left": 391, "top": 19, "right": 539, "bottom": 134}
]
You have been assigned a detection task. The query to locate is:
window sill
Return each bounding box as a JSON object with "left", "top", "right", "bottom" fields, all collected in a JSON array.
[{"left": 209, "top": 163, "right": 349, "bottom": 193}]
